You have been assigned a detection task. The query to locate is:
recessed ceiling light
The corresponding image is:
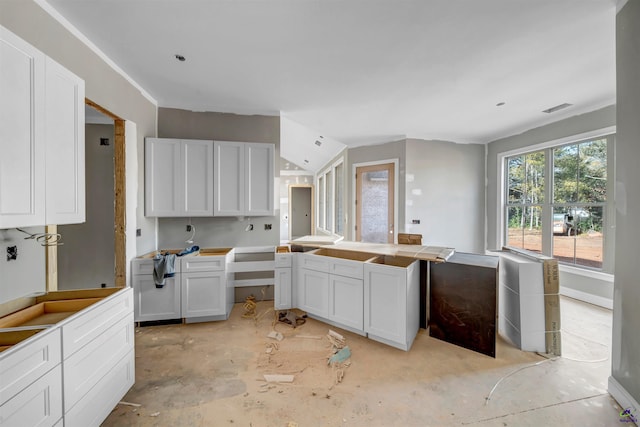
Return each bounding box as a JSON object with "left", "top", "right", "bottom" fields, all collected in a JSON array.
[
  {"left": 496, "top": 102, "right": 506, "bottom": 107},
  {"left": 175, "top": 54, "right": 186, "bottom": 62},
  {"left": 542, "top": 103, "right": 572, "bottom": 114},
  {"left": 304, "top": 159, "right": 309, "bottom": 164},
  {"left": 314, "top": 140, "right": 322, "bottom": 147}
]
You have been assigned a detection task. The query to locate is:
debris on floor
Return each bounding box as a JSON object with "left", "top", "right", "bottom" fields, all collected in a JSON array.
[
  {"left": 118, "top": 401, "right": 141, "bottom": 407},
  {"left": 242, "top": 295, "right": 257, "bottom": 318},
  {"left": 327, "top": 329, "right": 346, "bottom": 349},
  {"left": 149, "top": 412, "right": 160, "bottom": 417},
  {"left": 328, "top": 346, "right": 351, "bottom": 365},
  {"left": 264, "top": 374, "right": 295, "bottom": 383},
  {"left": 326, "top": 329, "right": 352, "bottom": 385},
  {"left": 277, "top": 310, "right": 307, "bottom": 328},
  {"left": 267, "top": 330, "right": 284, "bottom": 341}
]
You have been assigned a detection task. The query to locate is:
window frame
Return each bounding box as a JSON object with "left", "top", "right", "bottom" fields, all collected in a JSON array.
[
  {"left": 497, "top": 127, "right": 615, "bottom": 273},
  {"left": 316, "top": 157, "right": 345, "bottom": 236}
]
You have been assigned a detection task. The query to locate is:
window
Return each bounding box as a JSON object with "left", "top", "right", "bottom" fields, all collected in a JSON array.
[
  {"left": 317, "top": 158, "right": 345, "bottom": 236},
  {"left": 503, "top": 134, "right": 613, "bottom": 270}
]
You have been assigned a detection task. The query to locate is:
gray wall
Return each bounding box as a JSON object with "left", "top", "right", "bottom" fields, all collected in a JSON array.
[
  {"left": 612, "top": 0, "right": 640, "bottom": 406},
  {"left": 58, "top": 124, "right": 115, "bottom": 289},
  {"left": 405, "top": 139, "right": 485, "bottom": 253},
  {"left": 0, "top": 228, "right": 46, "bottom": 305},
  {"left": 347, "top": 140, "right": 405, "bottom": 241},
  {"left": 0, "top": 1, "right": 157, "bottom": 298},
  {"left": 156, "top": 108, "right": 281, "bottom": 249}
]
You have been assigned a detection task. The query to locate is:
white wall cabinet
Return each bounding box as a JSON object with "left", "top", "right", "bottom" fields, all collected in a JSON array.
[
  {"left": 213, "top": 141, "right": 274, "bottom": 217},
  {"left": 0, "top": 26, "right": 85, "bottom": 228},
  {"left": 364, "top": 257, "right": 420, "bottom": 351},
  {"left": 44, "top": 57, "right": 85, "bottom": 225},
  {"left": 145, "top": 138, "right": 214, "bottom": 217}
]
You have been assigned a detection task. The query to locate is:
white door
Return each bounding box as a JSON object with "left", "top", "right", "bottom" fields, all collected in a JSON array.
[
  {"left": 181, "top": 271, "right": 226, "bottom": 318},
  {"left": 274, "top": 267, "right": 292, "bottom": 310},
  {"left": 0, "top": 27, "right": 46, "bottom": 228},
  {"left": 329, "top": 275, "right": 364, "bottom": 331},
  {"left": 299, "top": 268, "right": 329, "bottom": 317},
  {"left": 133, "top": 275, "right": 181, "bottom": 322},
  {"left": 182, "top": 139, "right": 213, "bottom": 216}
]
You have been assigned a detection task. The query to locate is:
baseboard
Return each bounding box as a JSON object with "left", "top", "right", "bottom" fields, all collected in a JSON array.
[
  {"left": 560, "top": 286, "right": 613, "bottom": 309},
  {"left": 609, "top": 376, "right": 639, "bottom": 423}
]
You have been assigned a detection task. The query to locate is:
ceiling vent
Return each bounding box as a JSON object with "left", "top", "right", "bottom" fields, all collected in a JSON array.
[{"left": 542, "top": 103, "right": 572, "bottom": 114}]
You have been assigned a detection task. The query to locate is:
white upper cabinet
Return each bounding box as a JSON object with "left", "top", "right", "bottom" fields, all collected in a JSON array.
[
  {"left": 45, "top": 57, "right": 85, "bottom": 225},
  {"left": 0, "top": 25, "right": 85, "bottom": 229},
  {"left": 0, "top": 26, "right": 46, "bottom": 228},
  {"left": 214, "top": 141, "right": 274, "bottom": 217},
  {"left": 145, "top": 138, "right": 214, "bottom": 217}
]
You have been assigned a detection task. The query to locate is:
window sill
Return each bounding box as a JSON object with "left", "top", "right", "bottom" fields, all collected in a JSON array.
[{"left": 559, "top": 263, "right": 614, "bottom": 283}]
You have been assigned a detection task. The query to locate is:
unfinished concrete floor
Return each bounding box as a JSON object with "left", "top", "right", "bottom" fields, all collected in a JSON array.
[{"left": 103, "top": 296, "right": 621, "bottom": 426}]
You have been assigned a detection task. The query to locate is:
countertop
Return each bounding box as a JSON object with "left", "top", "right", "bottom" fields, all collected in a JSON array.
[{"left": 290, "top": 239, "right": 454, "bottom": 263}]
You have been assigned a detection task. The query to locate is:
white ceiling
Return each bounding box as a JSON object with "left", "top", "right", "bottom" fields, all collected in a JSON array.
[{"left": 44, "top": 0, "right": 616, "bottom": 172}]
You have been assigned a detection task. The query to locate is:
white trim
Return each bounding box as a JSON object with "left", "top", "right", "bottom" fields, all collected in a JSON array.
[
  {"left": 281, "top": 170, "right": 313, "bottom": 176},
  {"left": 35, "top": 0, "right": 158, "bottom": 107},
  {"left": 560, "top": 264, "right": 615, "bottom": 283},
  {"left": 560, "top": 286, "right": 613, "bottom": 310},
  {"left": 351, "top": 158, "right": 399, "bottom": 243},
  {"left": 609, "top": 376, "right": 639, "bottom": 422}
]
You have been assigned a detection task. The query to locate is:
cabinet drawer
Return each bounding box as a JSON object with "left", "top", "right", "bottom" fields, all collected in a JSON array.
[
  {"left": 274, "top": 253, "right": 292, "bottom": 268},
  {"left": 63, "top": 313, "right": 134, "bottom": 412},
  {"left": 299, "top": 253, "right": 329, "bottom": 273},
  {"left": 62, "top": 288, "right": 132, "bottom": 359},
  {"left": 329, "top": 258, "right": 364, "bottom": 280},
  {"left": 0, "top": 328, "right": 61, "bottom": 406},
  {"left": 132, "top": 257, "right": 181, "bottom": 275},
  {"left": 64, "top": 349, "right": 134, "bottom": 427},
  {"left": 182, "top": 255, "right": 226, "bottom": 272},
  {"left": 0, "top": 366, "right": 62, "bottom": 427}
]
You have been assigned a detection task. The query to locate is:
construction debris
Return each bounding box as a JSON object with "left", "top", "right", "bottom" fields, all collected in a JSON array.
[
  {"left": 118, "top": 401, "right": 141, "bottom": 407},
  {"left": 277, "top": 310, "right": 307, "bottom": 328},
  {"left": 328, "top": 346, "right": 351, "bottom": 365},
  {"left": 263, "top": 374, "right": 295, "bottom": 383},
  {"left": 242, "top": 295, "right": 257, "bottom": 318},
  {"left": 327, "top": 329, "right": 346, "bottom": 349},
  {"left": 267, "top": 331, "right": 284, "bottom": 341}
]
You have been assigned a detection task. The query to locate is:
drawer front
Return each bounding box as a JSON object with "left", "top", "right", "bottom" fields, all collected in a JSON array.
[
  {"left": 0, "top": 366, "right": 62, "bottom": 427},
  {"left": 0, "top": 328, "right": 61, "bottom": 405},
  {"left": 181, "top": 255, "right": 226, "bottom": 272},
  {"left": 274, "top": 253, "right": 292, "bottom": 268},
  {"left": 329, "top": 258, "right": 364, "bottom": 280},
  {"left": 62, "top": 287, "right": 133, "bottom": 359},
  {"left": 299, "top": 253, "right": 329, "bottom": 273},
  {"left": 64, "top": 349, "right": 134, "bottom": 427},
  {"left": 63, "top": 313, "right": 134, "bottom": 411},
  {"left": 132, "top": 257, "right": 181, "bottom": 275}
]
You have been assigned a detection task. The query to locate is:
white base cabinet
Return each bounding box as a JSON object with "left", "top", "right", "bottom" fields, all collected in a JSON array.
[
  {"left": 298, "top": 268, "right": 330, "bottom": 318},
  {"left": 0, "top": 288, "right": 134, "bottom": 427},
  {"left": 329, "top": 275, "right": 364, "bottom": 331},
  {"left": 274, "top": 251, "right": 293, "bottom": 310},
  {"left": 364, "top": 258, "right": 420, "bottom": 351}
]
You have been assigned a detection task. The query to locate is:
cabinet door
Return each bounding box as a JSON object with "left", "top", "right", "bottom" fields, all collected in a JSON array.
[
  {"left": 274, "top": 267, "right": 292, "bottom": 310},
  {"left": 133, "top": 275, "right": 181, "bottom": 322},
  {"left": 214, "top": 141, "right": 244, "bottom": 216},
  {"left": 145, "top": 138, "right": 182, "bottom": 216},
  {"left": 0, "top": 27, "right": 45, "bottom": 228},
  {"left": 181, "top": 271, "right": 226, "bottom": 318},
  {"left": 364, "top": 264, "right": 407, "bottom": 345},
  {"left": 45, "top": 57, "right": 85, "bottom": 225},
  {"left": 245, "top": 143, "right": 274, "bottom": 216},
  {"left": 182, "top": 139, "right": 213, "bottom": 216},
  {"left": 329, "top": 275, "right": 364, "bottom": 331},
  {"left": 299, "top": 268, "right": 329, "bottom": 318}
]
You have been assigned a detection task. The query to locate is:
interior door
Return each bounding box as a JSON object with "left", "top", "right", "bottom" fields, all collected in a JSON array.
[
  {"left": 355, "top": 162, "right": 395, "bottom": 243},
  {"left": 289, "top": 185, "right": 313, "bottom": 239}
]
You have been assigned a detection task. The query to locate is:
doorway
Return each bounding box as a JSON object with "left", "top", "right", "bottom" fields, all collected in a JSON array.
[
  {"left": 46, "top": 99, "right": 127, "bottom": 290},
  {"left": 289, "top": 185, "right": 313, "bottom": 240},
  {"left": 354, "top": 161, "right": 396, "bottom": 243}
]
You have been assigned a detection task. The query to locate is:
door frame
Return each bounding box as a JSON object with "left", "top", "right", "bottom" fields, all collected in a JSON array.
[
  {"left": 45, "top": 98, "right": 126, "bottom": 290},
  {"left": 352, "top": 159, "right": 399, "bottom": 243},
  {"left": 288, "top": 184, "right": 314, "bottom": 240}
]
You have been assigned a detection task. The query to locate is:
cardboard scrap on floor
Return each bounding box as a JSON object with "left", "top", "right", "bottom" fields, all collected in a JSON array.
[{"left": 267, "top": 330, "right": 284, "bottom": 341}]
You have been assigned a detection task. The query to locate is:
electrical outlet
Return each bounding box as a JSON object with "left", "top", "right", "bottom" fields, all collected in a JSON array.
[
  {"left": 264, "top": 224, "right": 272, "bottom": 230},
  {"left": 136, "top": 228, "right": 141, "bottom": 237},
  {"left": 7, "top": 246, "right": 17, "bottom": 261},
  {"left": 412, "top": 219, "right": 421, "bottom": 224},
  {"left": 186, "top": 225, "right": 192, "bottom": 232}
]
